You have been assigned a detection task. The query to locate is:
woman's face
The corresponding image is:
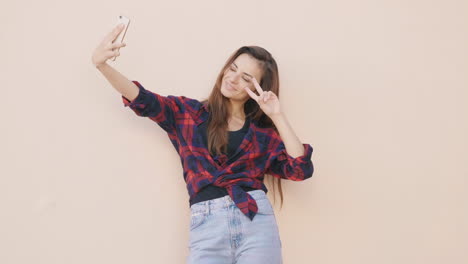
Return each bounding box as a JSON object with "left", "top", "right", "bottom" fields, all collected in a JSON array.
[{"left": 220, "top": 53, "right": 263, "bottom": 102}]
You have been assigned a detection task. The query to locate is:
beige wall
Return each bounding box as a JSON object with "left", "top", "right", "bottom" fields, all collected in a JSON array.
[{"left": 1, "top": 0, "right": 467, "bottom": 263}]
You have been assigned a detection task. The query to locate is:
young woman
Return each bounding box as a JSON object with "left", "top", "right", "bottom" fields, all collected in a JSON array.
[{"left": 92, "top": 24, "right": 314, "bottom": 264}]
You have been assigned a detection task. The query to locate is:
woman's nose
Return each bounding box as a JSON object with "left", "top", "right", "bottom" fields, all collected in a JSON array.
[{"left": 230, "top": 73, "right": 241, "bottom": 82}]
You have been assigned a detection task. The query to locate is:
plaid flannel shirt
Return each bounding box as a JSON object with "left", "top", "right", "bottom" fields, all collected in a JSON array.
[{"left": 121, "top": 80, "right": 314, "bottom": 220}]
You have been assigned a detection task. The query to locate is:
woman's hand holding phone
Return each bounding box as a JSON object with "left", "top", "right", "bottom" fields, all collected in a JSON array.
[{"left": 91, "top": 23, "right": 128, "bottom": 68}]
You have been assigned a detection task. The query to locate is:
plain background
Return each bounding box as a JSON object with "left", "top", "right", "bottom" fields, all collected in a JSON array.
[{"left": 1, "top": 0, "right": 467, "bottom": 263}]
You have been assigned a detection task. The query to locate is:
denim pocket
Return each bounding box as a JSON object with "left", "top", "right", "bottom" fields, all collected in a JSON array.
[
  {"left": 255, "top": 198, "right": 275, "bottom": 215},
  {"left": 190, "top": 211, "right": 207, "bottom": 231}
]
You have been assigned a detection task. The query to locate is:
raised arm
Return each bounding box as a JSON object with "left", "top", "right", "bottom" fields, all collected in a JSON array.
[
  {"left": 92, "top": 24, "right": 181, "bottom": 134},
  {"left": 244, "top": 77, "right": 314, "bottom": 180},
  {"left": 96, "top": 63, "right": 139, "bottom": 101},
  {"left": 92, "top": 23, "right": 137, "bottom": 100}
]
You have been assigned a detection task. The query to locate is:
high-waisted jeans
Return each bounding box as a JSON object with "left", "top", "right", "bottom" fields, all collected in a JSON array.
[{"left": 187, "top": 189, "right": 283, "bottom": 264}]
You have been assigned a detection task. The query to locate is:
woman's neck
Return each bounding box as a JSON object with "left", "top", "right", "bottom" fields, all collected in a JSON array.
[{"left": 228, "top": 99, "right": 246, "bottom": 121}]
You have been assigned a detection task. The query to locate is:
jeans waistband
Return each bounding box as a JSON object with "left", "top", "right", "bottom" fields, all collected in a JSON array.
[{"left": 189, "top": 189, "right": 267, "bottom": 214}]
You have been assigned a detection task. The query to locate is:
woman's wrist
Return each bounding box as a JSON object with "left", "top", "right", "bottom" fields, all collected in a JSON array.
[{"left": 269, "top": 112, "right": 286, "bottom": 123}]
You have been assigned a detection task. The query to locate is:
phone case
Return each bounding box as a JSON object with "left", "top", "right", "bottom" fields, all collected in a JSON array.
[{"left": 111, "top": 15, "right": 130, "bottom": 61}]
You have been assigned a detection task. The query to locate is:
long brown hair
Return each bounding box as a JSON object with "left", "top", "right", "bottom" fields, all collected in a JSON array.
[{"left": 200, "top": 46, "right": 284, "bottom": 209}]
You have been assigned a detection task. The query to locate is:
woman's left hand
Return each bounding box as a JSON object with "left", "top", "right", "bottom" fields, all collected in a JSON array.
[{"left": 244, "top": 77, "right": 282, "bottom": 118}]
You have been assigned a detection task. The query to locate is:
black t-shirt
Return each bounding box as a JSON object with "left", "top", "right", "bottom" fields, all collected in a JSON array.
[{"left": 189, "top": 117, "right": 257, "bottom": 206}]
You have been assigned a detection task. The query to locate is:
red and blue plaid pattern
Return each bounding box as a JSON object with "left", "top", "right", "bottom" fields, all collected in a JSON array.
[{"left": 121, "top": 80, "right": 314, "bottom": 220}]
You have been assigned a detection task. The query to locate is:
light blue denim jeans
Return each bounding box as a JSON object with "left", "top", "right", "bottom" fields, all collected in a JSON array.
[{"left": 187, "top": 189, "right": 283, "bottom": 264}]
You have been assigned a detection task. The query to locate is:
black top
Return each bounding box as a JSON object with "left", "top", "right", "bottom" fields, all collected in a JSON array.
[{"left": 189, "top": 117, "right": 257, "bottom": 206}]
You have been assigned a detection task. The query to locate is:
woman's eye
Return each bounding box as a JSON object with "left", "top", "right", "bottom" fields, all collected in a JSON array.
[
  {"left": 243, "top": 77, "right": 250, "bottom": 82},
  {"left": 230, "top": 67, "right": 236, "bottom": 71}
]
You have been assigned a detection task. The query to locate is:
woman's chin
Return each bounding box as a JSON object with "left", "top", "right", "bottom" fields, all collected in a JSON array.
[{"left": 221, "top": 87, "right": 235, "bottom": 97}]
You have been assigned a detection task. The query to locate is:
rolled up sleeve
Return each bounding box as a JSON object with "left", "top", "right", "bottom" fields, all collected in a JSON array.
[
  {"left": 122, "top": 80, "right": 181, "bottom": 134},
  {"left": 266, "top": 138, "right": 314, "bottom": 181}
]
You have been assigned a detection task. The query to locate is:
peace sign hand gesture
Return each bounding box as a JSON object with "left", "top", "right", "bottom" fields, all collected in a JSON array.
[{"left": 244, "top": 77, "right": 282, "bottom": 118}]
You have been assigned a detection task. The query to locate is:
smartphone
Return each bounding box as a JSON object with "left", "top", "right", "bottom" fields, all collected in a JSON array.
[{"left": 111, "top": 14, "right": 131, "bottom": 61}]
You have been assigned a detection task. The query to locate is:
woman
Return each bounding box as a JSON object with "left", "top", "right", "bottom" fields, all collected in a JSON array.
[{"left": 92, "top": 23, "right": 314, "bottom": 264}]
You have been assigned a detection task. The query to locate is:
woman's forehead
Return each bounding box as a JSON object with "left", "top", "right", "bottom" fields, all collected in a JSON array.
[{"left": 233, "top": 54, "right": 263, "bottom": 78}]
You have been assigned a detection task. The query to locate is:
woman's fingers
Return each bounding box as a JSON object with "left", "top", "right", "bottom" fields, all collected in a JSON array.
[
  {"left": 252, "top": 77, "right": 264, "bottom": 95},
  {"left": 106, "top": 24, "right": 125, "bottom": 43},
  {"left": 261, "top": 92, "right": 269, "bottom": 103},
  {"left": 106, "top": 50, "right": 119, "bottom": 58},
  {"left": 109, "top": 42, "right": 126, "bottom": 51},
  {"left": 92, "top": 24, "right": 127, "bottom": 66},
  {"left": 111, "top": 42, "right": 126, "bottom": 49},
  {"left": 245, "top": 86, "right": 276, "bottom": 104},
  {"left": 269, "top": 91, "right": 275, "bottom": 100},
  {"left": 245, "top": 83, "right": 277, "bottom": 105},
  {"left": 267, "top": 91, "right": 276, "bottom": 101},
  {"left": 244, "top": 87, "right": 259, "bottom": 101}
]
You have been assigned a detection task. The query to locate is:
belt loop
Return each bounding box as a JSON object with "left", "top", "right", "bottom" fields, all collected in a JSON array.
[{"left": 206, "top": 200, "right": 210, "bottom": 216}]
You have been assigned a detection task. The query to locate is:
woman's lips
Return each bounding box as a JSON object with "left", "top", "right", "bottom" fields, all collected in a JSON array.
[{"left": 225, "top": 81, "right": 238, "bottom": 91}]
